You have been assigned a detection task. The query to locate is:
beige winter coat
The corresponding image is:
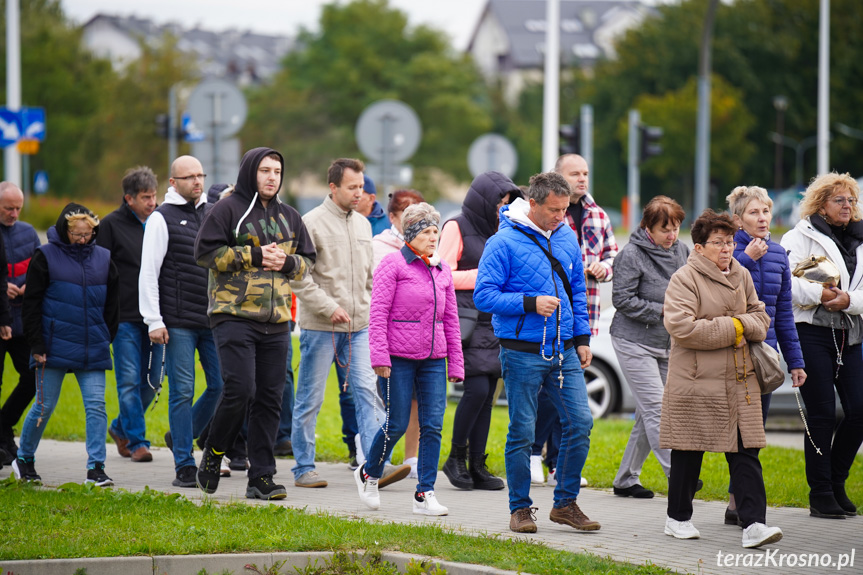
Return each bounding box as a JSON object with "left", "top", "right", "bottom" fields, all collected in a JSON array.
[{"left": 660, "top": 251, "right": 770, "bottom": 453}]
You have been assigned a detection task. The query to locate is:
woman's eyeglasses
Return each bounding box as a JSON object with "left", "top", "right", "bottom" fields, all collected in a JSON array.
[{"left": 703, "top": 240, "right": 736, "bottom": 249}]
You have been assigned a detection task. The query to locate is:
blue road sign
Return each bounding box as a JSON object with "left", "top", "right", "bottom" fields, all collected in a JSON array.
[
  {"left": 0, "top": 108, "right": 22, "bottom": 148},
  {"left": 182, "top": 113, "right": 205, "bottom": 142},
  {"left": 34, "top": 171, "right": 49, "bottom": 195},
  {"left": 20, "top": 107, "right": 46, "bottom": 142}
]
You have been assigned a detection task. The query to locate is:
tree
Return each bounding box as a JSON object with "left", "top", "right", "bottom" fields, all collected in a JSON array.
[{"left": 241, "top": 0, "right": 493, "bottom": 198}]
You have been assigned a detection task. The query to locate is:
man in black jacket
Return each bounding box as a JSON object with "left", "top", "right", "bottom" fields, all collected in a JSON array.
[{"left": 96, "top": 167, "right": 160, "bottom": 464}]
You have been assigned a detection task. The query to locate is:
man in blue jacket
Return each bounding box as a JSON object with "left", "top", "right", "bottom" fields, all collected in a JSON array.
[{"left": 474, "top": 171, "right": 599, "bottom": 534}]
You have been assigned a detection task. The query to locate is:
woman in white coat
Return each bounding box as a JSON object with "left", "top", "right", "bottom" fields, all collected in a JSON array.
[{"left": 780, "top": 172, "right": 863, "bottom": 519}]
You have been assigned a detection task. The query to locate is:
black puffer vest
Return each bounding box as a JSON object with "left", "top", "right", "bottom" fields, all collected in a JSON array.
[{"left": 157, "top": 201, "right": 211, "bottom": 329}]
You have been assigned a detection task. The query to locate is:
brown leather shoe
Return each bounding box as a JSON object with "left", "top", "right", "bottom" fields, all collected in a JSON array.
[
  {"left": 130, "top": 446, "right": 153, "bottom": 462},
  {"left": 510, "top": 507, "right": 538, "bottom": 533},
  {"left": 108, "top": 428, "right": 130, "bottom": 458},
  {"left": 549, "top": 501, "right": 601, "bottom": 531}
]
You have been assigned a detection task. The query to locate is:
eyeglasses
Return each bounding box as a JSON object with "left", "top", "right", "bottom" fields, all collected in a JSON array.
[
  {"left": 173, "top": 173, "right": 207, "bottom": 181},
  {"left": 703, "top": 240, "right": 736, "bottom": 249},
  {"left": 69, "top": 231, "right": 94, "bottom": 240},
  {"left": 830, "top": 197, "right": 858, "bottom": 206}
]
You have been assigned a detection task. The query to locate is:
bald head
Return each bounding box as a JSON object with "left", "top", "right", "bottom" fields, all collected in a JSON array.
[
  {"left": 554, "top": 154, "right": 589, "bottom": 201},
  {"left": 0, "top": 182, "right": 24, "bottom": 227},
  {"left": 169, "top": 155, "right": 205, "bottom": 203}
]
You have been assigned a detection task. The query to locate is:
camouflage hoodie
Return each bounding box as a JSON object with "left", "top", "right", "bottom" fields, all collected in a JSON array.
[{"left": 194, "top": 147, "right": 315, "bottom": 331}]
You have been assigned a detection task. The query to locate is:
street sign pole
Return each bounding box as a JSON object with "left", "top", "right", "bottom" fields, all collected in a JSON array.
[
  {"left": 5, "top": 0, "right": 22, "bottom": 189},
  {"left": 169, "top": 84, "right": 178, "bottom": 176}
]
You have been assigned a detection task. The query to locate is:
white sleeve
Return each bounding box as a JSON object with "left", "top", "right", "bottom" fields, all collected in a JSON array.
[{"left": 138, "top": 212, "right": 169, "bottom": 332}]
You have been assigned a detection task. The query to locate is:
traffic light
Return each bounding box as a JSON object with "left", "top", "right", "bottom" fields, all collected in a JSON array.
[
  {"left": 155, "top": 114, "right": 170, "bottom": 139},
  {"left": 559, "top": 120, "right": 580, "bottom": 156},
  {"left": 639, "top": 125, "right": 663, "bottom": 163}
]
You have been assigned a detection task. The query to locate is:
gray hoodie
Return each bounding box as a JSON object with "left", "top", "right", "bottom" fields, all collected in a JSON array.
[{"left": 609, "top": 226, "right": 690, "bottom": 348}]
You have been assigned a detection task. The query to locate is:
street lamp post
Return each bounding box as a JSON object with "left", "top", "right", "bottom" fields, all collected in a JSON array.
[
  {"left": 768, "top": 132, "right": 818, "bottom": 189},
  {"left": 773, "top": 96, "right": 788, "bottom": 190}
]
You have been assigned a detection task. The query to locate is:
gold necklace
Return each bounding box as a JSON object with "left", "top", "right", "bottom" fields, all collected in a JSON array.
[{"left": 732, "top": 345, "right": 751, "bottom": 405}]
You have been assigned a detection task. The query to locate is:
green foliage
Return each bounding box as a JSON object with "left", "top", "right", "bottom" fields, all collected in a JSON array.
[{"left": 241, "top": 0, "right": 492, "bottom": 198}]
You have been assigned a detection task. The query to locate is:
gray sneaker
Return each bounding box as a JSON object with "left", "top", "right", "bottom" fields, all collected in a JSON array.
[
  {"left": 294, "top": 469, "right": 328, "bottom": 488},
  {"left": 379, "top": 463, "right": 411, "bottom": 489}
]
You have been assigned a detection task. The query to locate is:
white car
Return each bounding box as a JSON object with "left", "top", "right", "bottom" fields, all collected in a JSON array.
[{"left": 450, "top": 307, "right": 807, "bottom": 419}]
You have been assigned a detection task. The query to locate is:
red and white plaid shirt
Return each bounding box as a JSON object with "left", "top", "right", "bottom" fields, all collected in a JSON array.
[{"left": 565, "top": 193, "right": 618, "bottom": 336}]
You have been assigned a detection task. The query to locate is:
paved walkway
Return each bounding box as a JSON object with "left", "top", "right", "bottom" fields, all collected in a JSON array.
[{"left": 3, "top": 439, "right": 859, "bottom": 575}]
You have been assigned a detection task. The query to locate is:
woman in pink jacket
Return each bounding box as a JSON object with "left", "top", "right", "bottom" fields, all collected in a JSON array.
[{"left": 355, "top": 202, "right": 464, "bottom": 516}]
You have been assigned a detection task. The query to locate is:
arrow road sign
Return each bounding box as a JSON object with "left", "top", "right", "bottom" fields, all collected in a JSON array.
[
  {"left": 0, "top": 109, "right": 21, "bottom": 148},
  {"left": 20, "top": 107, "right": 46, "bottom": 142}
]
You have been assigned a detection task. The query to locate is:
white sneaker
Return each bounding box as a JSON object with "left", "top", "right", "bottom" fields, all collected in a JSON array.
[
  {"left": 353, "top": 465, "right": 380, "bottom": 510},
  {"left": 354, "top": 434, "right": 366, "bottom": 467},
  {"left": 547, "top": 468, "right": 557, "bottom": 486},
  {"left": 413, "top": 490, "right": 448, "bottom": 516},
  {"left": 742, "top": 523, "right": 783, "bottom": 548},
  {"left": 580, "top": 476, "right": 588, "bottom": 487},
  {"left": 220, "top": 458, "right": 231, "bottom": 477},
  {"left": 405, "top": 457, "right": 418, "bottom": 479},
  {"left": 665, "top": 516, "right": 700, "bottom": 539},
  {"left": 530, "top": 455, "right": 545, "bottom": 485}
]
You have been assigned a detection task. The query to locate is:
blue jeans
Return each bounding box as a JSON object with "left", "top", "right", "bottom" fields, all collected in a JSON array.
[
  {"left": 501, "top": 347, "right": 593, "bottom": 513},
  {"left": 364, "top": 357, "right": 446, "bottom": 493},
  {"left": 292, "top": 328, "right": 382, "bottom": 479},
  {"left": 531, "top": 386, "right": 561, "bottom": 468},
  {"left": 277, "top": 332, "right": 295, "bottom": 444},
  {"left": 110, "top": 322, "right": 160, "bottom": 452},
  {"left": 335, "top": 364, "right": 360, "bottom": 450},
  {"left": 165, "top": 327, "right": 223, "bottom": 471},
  {"left": 19, "top": 368, "right": 107, "bottom": 468}
]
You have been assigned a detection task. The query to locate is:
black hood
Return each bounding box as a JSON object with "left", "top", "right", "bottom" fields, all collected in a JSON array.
[
  {"left": 234, "top": 147, "right": 284, "bottom": 201},
  {"left": 54, "top": 202, "right": 99, "bottom": 245},
  {"left": 462, "top": 171, "right": 522, "bottom": 238}
]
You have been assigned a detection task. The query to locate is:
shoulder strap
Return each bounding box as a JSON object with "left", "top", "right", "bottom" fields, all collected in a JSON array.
[{"left": 513, "top": 226, "right": 573, "bottom": 304}]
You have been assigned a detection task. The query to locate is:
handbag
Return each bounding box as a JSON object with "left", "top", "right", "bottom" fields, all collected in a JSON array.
[
  {"left": 749, "top": 341, "right": 785, "bottom": 394},
  {"left": 458, "top": 307, "right": 479, "bottom": 345}
]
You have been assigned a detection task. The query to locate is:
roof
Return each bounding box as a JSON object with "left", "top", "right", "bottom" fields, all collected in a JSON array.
[
  {"left": 82, "top": 14, "right": 294, "bottom": 82},
  {"left": 468, "top": 0, "right": 653, "bottom": 69}
]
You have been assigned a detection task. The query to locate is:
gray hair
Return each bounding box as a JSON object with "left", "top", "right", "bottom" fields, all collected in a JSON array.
[
  {"left": 402, "top": 202, "right": 440, "bottom": 244},
  {"left": 527, "top": 172, "right": 571, "bottom": 204},
  {"left": 122, "top": 166, "right": 158, "bottom": 198},
  {"left": 726, "top": 185, "right": 773, "bottom": 218}
]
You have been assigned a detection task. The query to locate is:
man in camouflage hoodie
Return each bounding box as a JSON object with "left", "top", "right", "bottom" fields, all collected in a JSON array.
[{"left": 193, "top": 147, "right": 315, "bottom": 500}]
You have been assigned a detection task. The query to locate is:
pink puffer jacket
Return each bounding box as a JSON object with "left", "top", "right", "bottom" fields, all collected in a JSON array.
[{"left": 370, "top": 246, "right": 465, "bottom": 381}]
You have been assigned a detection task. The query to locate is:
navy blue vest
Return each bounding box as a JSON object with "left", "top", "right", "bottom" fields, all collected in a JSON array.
[
  {"left": 156, "top": 201, "right": 211, "bottom": 330},
  {"left": 39, "top": 242, "right": 112, "bottom": 370}
]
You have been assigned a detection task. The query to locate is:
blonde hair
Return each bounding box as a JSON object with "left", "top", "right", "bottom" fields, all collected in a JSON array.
[
  {"left": 799, "top": 173, "right": 861, "bottom": 221},
  {"left": 65, "top": 212, "right": 99, "bottom": 228},
  {"left": 726, "top": 185, "right": 773, "bottom": 218}
]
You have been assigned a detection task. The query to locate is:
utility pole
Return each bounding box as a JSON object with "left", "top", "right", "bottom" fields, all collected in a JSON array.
[
  {"left": 694, "top": 0, "right": 719, "bottom": 217},
  {"left": 4, "top": 0, "right": 21, "bottom": 187},
  {"left": 817, "top": 0, "right": 830, "bottom": 175},
  {"left": 541, "top": 0, "right": 560, "bottom": 171}
]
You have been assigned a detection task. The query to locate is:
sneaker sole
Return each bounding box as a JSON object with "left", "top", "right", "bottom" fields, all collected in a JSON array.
[
  {"left": 743, "top": 531, "right": 783, "bottom": 548},
  {"left": 413, "top": 506, "right": 449, "bottom": 516},
  {"left": 510, "top": 524, "right": 537, "bottom": 533},
  {"left": 246, "top": 486, "right": 287, "bottom": 500},
  {"left": 86, "top": 479, "right": 114, "bottom": 487},
  {"left": 442, "top": 466, "right": 474, "bottom": 490},
  {"left": 294, "top": 479, "right": 328, "bottom": 488},
  {"left": 810, "top": 507, "right": 848, "bottom": 519},
  {"left": 196, "top": 472, "right": 219, "bottom": 494},
  {"left": 664, "top": 526, "right": 700, "bottom": 539},
  {"left": 173, "top": 479, "right": 198, "bottom": 488},
  {"left": 379, "top": 464, "right": 411, "bottom": 489},
  {"left": 550, "top": 515, "right": 601, "bottom": 531}
]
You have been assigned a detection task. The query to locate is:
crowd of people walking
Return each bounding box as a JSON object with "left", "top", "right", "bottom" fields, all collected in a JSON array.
[{"left": 0, "top": 149, "right": 859, "bottom": 551}]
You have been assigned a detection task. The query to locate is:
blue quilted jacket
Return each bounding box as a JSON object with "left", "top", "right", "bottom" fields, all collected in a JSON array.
[
  {"left": 475, "top": 199, "right": 591, "bottom": 353},
  {"left": 733, "top": 229, "right": 804, "bottom": 370}
]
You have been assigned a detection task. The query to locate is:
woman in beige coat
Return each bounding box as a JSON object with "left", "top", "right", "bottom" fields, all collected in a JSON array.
[{"left": 661, "top": 210, "right": 782, "bottom": 549}]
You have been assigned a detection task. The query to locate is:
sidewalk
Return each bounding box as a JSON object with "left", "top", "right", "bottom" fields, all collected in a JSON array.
[{"left": 4, "top": 439, "right": 860, "bottom": 575}]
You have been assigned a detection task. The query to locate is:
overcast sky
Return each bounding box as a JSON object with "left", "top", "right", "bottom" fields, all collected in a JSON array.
[{"left": 60, "top": 0, "right": 488, "bottom": 51}]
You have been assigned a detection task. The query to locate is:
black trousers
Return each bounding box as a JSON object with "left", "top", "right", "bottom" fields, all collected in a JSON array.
[
  {"left": 796, "top": 323, "right": 863, "bottom": 495},
  {"left": 0, "top": 336, "right": 36, "bottom": 437},
  {"left": 208, "top": 321, "right": 289, "bottom": 480},
  {"left": 668, "top": 430, "right": 767, "bottom": 528},
  {"left": 451, "top": 373, "right": 497, "bottom": 455}
]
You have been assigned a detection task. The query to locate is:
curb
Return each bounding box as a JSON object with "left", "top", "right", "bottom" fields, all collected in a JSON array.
[{"left": 0, "top": 550, "right": 531, "bottom": 575}]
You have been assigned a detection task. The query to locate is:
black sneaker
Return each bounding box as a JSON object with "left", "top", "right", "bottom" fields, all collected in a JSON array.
[
  {"left": 228, "top": 456, "right": 249, "bottom": 471},
  {"left": 12, "top": 457, "right": 41, "bottom": 483},
  {"left": 86, "top": 463, "right": 113, "bottom": 487},
  {"left": 246, "top": 474, "right": 287, "bottom": 500},
  {"left": 197, "top": 446, "right": 224, "bottom": 494},
  {"left": 164, "top": 431, "right": 173, "bottom": 452},
  {"left": 173, "top": 465, "right": 198, "bottom": 488}
]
